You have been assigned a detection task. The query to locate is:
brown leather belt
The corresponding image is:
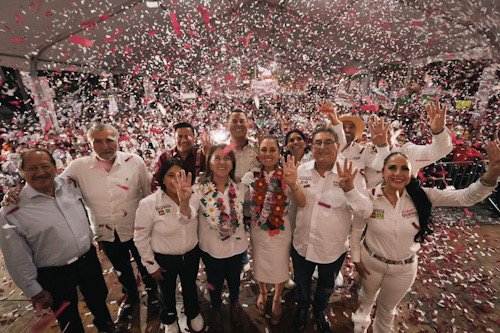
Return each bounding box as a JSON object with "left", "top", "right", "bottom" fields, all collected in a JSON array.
[{"left": 363, "top": 240, "right": 414, "bottom": 265}]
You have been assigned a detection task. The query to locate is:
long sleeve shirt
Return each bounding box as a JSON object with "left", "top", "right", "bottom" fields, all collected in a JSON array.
[
  {"left": 293, "top": 160, "right": 373, "bottom": 264},
  {"left": 134, "top": 190, "right": 199, "bottom": 274},
  {"left": 181, "top": 181, "right": 248, "bottom": 259},
  {"left": 0, "top": 177, "right": 93, "bottom": 298},
  {"left": 61, "top": 151, "right": 151, "bottom": 242},
  {"left": 364, "top": 128, "right": 453, "bottom": 187},
  {"left": 351, "top": 179, "right": 496, "bottom": 262}
]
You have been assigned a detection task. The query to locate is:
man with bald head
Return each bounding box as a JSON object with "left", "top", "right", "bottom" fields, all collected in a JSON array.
[{"left": 0, "top": 149, "right": 115, "bottom": 333}]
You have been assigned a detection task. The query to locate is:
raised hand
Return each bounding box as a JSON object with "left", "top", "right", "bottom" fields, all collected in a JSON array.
[
  {"left": 318, "top": 99, "right": 341, "bottom": 125},
  {"left": 281, "top": 155, "right": 299, "bottom": 186},
  {"left": 1, "top": 188, "right": 20, "bottom": 207},
  {"left": 354, "top": 261, "right": 371, "bottom": 279},
  {"left": 368, "top": 116, "right": 389, "bottom": 147},
  {"left": 481, "top": 139, "right": 500, "bottom": 184},
  {"left": 426, "top": 100, "right": 447, "bottom": 134},
  {"left": 172, "top": 170, "right": 193, "bottom": 202},
  {"left": 336, "top": 159, "right": 358, "bottom": 192},
  {"left": 200, "top": 131, "right": 213, "bottom": 155}
]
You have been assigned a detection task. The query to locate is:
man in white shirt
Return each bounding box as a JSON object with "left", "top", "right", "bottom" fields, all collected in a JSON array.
[
  {"left": 61, "top": 124, "right": 156, "bottom": 326},
  {"left": 292, "top": 127, "right": 373, "bottom": 333}
]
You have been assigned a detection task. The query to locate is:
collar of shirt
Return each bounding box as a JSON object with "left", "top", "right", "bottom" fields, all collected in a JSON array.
[
  {"left": 301, "top": 159, "right": 338, "bottom": 176},
  {"left": 172, "top": 147, "right": 197, "bottom": 159},
  {"left": 89, "top": 151, "right": 129, "bottom": 169},
  {"left": 371, "top": 183, "right": 409, "bottom": 200},
  {"left": 22, "top": 177, "right": 64, "bottom": 199}
]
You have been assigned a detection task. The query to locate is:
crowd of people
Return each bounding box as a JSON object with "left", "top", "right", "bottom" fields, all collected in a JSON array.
[{"left": 0, "top": 59, "right": 499, "bottom": 333}]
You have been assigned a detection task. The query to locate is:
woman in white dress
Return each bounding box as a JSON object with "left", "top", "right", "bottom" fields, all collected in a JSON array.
[
  {"left": 351, "top": 140, "right": 500, "bottom": 333},
  {"left": 242, "top": 136, "right": 306, "bottom": 324}
]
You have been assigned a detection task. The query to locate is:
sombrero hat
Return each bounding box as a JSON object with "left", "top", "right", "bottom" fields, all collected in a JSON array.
[{"left": 339, "top": 115, "right": 365, "bottom": 141}]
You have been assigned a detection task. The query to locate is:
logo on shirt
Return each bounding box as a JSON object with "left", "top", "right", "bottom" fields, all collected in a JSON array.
[
  {"left": 371, "top": 209, "right": 384, "bottom": 219},
  {"left": 157, "top": 204, "right": 172, "bottom": 216},
  {"left": 299, "top": 176, "right": 312, "bottom": 187},
  {"left": 402, "top": 208, "right": 418, "bottom": 218}
]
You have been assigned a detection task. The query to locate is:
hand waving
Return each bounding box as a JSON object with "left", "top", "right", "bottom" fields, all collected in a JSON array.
[
  {"left": 200, "top": 131, "right": 213, "bottom": 155},
  {"left": 482, "top": 139, "right": 500, "bottom": 184},
  {"left": 318, "top": 99, "right": 341, "bottom": 125},
  {"left": 368, "top": 116, "right": 389, "bottom": 147},
  {"left": 172, "top": 170, "right": 193, "bottom": 202},
  {"left": 281, "top": 155, "right": 299, "bottom": 186},
  {"left": 426, "top": 100, "right": 447, "bottom": 134},
  {"left": 336, "top": 159, "right": 358, "bottom": 192}
]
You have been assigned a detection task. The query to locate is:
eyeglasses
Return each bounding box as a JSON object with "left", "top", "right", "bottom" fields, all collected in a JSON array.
[{"left": 313, "top": 140, "right": 336, "bottom": 148}]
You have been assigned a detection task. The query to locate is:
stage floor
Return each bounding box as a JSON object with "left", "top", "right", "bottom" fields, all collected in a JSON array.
[{"left": 1, "top": 206, "right": 498, "bottom": 333}]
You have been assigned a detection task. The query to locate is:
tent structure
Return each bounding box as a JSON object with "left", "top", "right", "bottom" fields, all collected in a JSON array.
[{"left": 0, "top": 0, "right": 499, "bottom": 81}]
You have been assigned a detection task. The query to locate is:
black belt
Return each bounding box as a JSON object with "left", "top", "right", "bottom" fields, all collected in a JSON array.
[{"left": 363, "top": 240, "right": 414, "bottom": 265}]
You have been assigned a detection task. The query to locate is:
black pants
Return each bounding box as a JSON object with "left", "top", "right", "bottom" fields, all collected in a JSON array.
[
  {"left": 154, "top": 245, "right": 201, "bottom": 325},
  {"left": 37, "top": 246, "right": 112, "bottom": 333},
  {"left": 100, "top": 231, "right": 157, "bottom": 302},
  {"left": 201, "top": 250, "right": 244, "bottom": 309},
  {"left": 291, "top": 247, "right": 346, "bottom": 313}
]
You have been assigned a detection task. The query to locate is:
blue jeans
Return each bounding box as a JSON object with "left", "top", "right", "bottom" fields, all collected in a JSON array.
[{"left": 291, "top": 247, "right": 346, "bottom": 313}]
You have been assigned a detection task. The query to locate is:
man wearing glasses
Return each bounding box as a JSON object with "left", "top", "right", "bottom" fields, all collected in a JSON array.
[{"left": 291, "top": 128, "right": 373, "bottom": 333}]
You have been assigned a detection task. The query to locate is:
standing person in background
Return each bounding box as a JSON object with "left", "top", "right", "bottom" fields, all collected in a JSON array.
[
  {"left": 242, "top": 136, "right": 306, "bottom": 325},
  {"left": 176, "top": 144, "right": 248, "bottom": 333},
  {"left": 134, "top": 158, "right": 204, "bottom": 333},
  {"left": 152, "top": 122, "right": 208, "bottom": 189},
  {"left": 351, "top": 141, "right": 500, "bottom": 333},
  {"left": 0, "top": 149, "right": 117, "bottom": 333}
]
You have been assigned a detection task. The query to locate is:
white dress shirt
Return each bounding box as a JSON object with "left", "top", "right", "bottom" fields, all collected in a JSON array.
[
  {"left": 0, "top": 177, "right": 93, "bottom": 298},
  {"left": 61, "top": 151, "right": 151, "bottom": 242},
  {"left": 351, "top": 179, "right": 496, "bottom": 262},
  {"left": 293, "top": 160, "right": 373, "bottom": 263},
  {"left": 134, "top": 190, "right": 199, "bottom": 274},
  {"left": 232, "top": 142, "right": 259, "bottom": 180},
  {"left": 364, "top": 128, "right": 453, "bottom": 187},
  {"left": 182, "top": 182, "right": 248, "bottom": 259}
]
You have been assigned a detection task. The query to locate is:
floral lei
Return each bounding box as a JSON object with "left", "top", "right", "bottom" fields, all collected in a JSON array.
[
  {"left": 250, "top": 168, "right": 288, "bottom": 236},
  {"left": 200, "top": 179, "right": 243, "bottom": 240}
]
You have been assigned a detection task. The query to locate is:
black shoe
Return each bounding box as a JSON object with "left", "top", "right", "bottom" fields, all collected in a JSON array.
[
  {"left": 115, "top": 299, "right": 140, "bottom": 324},
  {"left": 294, "top": 307, "right": 307, "bottom": 333},
  {"left": 314, "top": 309, "right": 332, "bottom": 333},
  {"left": 230, "top": 302, "right": 243, "bottom": 329}
]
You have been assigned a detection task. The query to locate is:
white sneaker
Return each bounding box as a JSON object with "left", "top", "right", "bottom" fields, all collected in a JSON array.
[
  {"left": 284, "top": 278, "right": 296, "bottom": 290},
  {"left": 189, "top": 313, "right": 205, "bottom": 332},
  {"left": 335, "top": 272, "right": 344, "bottom": 287},
  {"left": 164, "top": 322, "right": 180, "bottom": 333}
]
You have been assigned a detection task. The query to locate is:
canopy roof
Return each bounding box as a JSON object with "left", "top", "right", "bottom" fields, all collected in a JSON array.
[{"left": 1, "top": 0, "right": 499, "bottom": 80}]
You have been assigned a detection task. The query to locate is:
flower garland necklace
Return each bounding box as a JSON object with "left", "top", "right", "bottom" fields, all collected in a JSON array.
[
  {"left": 250, "top": 168, "right": 288, "bottom": 236},
  {"left": 200, "top": 179, "right": 243, "bottom": 240}
]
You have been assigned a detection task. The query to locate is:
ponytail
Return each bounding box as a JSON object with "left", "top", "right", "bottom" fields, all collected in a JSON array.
[{"left": 405, "top": 178, "right": 434, "bottom": 243}]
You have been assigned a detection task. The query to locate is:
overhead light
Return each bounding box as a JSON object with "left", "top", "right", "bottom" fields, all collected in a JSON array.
[{"left": 145, "top": 1, "right": 160, "bottom": 8}]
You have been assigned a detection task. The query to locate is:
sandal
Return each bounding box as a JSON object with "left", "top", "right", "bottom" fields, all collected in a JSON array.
[
  {"left": 256, "top": 291, "right": 268, "bottom": 316},
  {"left": 271, "top": 297, "right": 282, "bottom": 325}
]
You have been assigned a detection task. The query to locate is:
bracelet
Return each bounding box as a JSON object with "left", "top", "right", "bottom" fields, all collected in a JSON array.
[
  {"left": 479, "top": 177, "right": 497, "bottom": 187},
  {"left": 290, "top": 183, "right": 299, "bottom": 191}
]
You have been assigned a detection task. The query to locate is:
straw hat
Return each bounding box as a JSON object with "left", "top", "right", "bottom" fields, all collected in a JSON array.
[{"left": 339, "top": 115, "right": 365, "bottom": 140}]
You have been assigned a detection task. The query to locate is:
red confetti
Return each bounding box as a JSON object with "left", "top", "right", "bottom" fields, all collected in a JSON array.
[
  {"left": 116, "top": 184, "right": 129, "bottom": 191},
  {"left": 206, "top": 282, "right": 215, "bottom": 291},
  {"left": 147, "top": 30, "right": 158, "bottom": 38},
  {"left": 341, "top": 68, "right": 360, "bottom": 74},
  {"left": 360, "top": 105, "right": 379, "bottom": 112},
  {"left": 197, "top": 5, "right": 210, "bottom": 25},
  {"left": 99, "top": 14, "right": 111, "bottom": 22},
  {"left": 15, "top": 14, "right": 23, "bottom": 24},
  {"left": 30, "top": 1, "right": 43, "bottom": 12},
  {"left": 5, "top": 207, "right": 20, "bottom": 216},
  {"left": 221, "top": 142, "right": 237, "bottom": 156},
  {"left": 410, "top": 21, "right": 423, "bottom": 26},
  {"left": 79, "top": 20, "right": 96, "bottom": 30},
  {"left": 124, "top": 156, "right": 132, "bottom": 162},
  {"left": 9, "top": 37, "right": 25, "bottom": 43},
  {"left": 31, "top": 301, "right": 70, "bottom": 333},
  {"left": 44, "top": 11, "right": 52, "bottom": 17},
  {"left": 169, "top": 11, "right": 182, "bottom": 36},
  {"left": 224, "top": 74, "right": 235, "bottom": 82},
  {"left": 68, "top": 35, "right": 94, "bottom": 47},
  {"left": 464, "top": 208, "right": 473, "bottom": 217},
  {"left": 103, "top": 36, "right": 117, "bottom": 43},
  {"left": 244, "top": 32, "right": 252, "bottom": 48}
]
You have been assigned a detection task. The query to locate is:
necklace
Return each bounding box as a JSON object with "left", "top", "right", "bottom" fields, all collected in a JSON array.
[
  {"left": 250, "top": 168, "right": 288, "bottom": 236},
  {"left": 200, "top": 179, "right": 242, "bottom": 240}
]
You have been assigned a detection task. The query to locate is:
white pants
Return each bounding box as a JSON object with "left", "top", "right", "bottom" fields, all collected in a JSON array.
[{"left": 352, "top": 245, "right": 418, "bottom": 333}]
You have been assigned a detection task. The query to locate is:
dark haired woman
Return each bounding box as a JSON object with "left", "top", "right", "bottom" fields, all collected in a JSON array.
[
  {"left": 134, "top": 158, "right": 204, "bottom": 333},
  {"left": 242, "top": 136, "right": 306, "bottom": 324},
  {"left": 175, "top": 144, "right": 248, "bottom": 332},
  {"left": 284, "top": 129, "right": 313, "bottom": 164},
  {"left": 351, "top": 141, "right": 500, "bottom": 333}
]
